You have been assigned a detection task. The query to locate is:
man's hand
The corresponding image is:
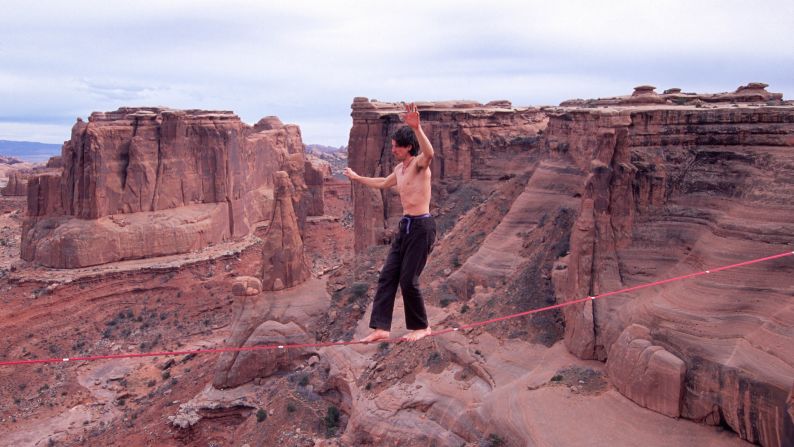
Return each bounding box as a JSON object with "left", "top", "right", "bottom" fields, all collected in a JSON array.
[
  {"left": 343, "top": 167, "right": 359, "bottom": 181},
  {"left": 401, "top": 102, "right": 420, "bottom": 130}
]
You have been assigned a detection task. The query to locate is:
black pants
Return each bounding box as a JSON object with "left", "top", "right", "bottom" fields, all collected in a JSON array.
[{"left": 369, "top": 215, "right": 436, "bottom": 331}]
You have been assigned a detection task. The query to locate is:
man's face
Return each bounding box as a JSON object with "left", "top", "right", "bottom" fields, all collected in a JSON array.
[{"left": 391, "top": 139, "right": 411, "bottom": 161}]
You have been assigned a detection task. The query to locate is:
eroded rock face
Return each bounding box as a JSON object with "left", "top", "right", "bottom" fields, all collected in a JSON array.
[
  {"left": 212, "top": 278, "right": 329, "bottom": 389},
  {"left": 1, "top": 160, "right": 57, "bottom": 197},
  {"left": 22, "top": 107, "right": 315, "bottom": 268},
  {"left": 214, "top": 177, "right": 315, "bottom": 388},
  {"left": 346, "top": 93, "right": 793, "bottom": 445},
  {"left": 304, "top": 155, "right": 331, "bottom": 216},
  {"left": 348, "top": 98, "right": 547, "bottom": 252},
  {"left": 606, "top": 324, "right": 685, "bottom": 417},
  {"left": 560, "top": 82, "right": 784, "bottom": 107},
  {"left": 260, "top": 171, "right": 311, "bottom": 291},
  {"left": 1, "top": 172, "right": 28, "bottom": 196},
  {"left": 231, "top": 276, "right": 263, "bottom": 296},
  {"left": 548, "top": 100, "right": 794, "bottom": 446}
]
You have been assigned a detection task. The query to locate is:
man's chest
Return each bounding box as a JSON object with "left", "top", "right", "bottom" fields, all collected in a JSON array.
[{"left": 395, "top": 164, "right": 419, "bottom": 189}]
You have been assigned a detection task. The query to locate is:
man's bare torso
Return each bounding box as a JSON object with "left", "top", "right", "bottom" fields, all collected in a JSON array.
[{"left": 394, "top": 157, "right": 431, "bottom": 215}]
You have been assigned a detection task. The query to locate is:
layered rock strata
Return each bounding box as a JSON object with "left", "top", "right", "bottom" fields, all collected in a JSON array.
[
  {"left": 560, "top": 83, "right": 784, "bottom": 107},
  {"left": 547, "top": 98, "right": 794, "bottom": 446},
  {"left": 348, "top": 98, "right": 547, "bottom": 252},
  {"left": 606, "top": 324, "right": 686, "bottom": 417},
  {"left": 21, "top": 107, "right": 315, "bottom": 268},
  {"left": 349, "top": 89, "right": 793, "bottom": 446},
  {"left": 213, "top": 170, "right": 315, "bottom": 388}
]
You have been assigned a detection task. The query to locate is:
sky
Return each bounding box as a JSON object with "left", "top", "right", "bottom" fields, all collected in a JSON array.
[{"left": 0, "top": 0, "right": 792, "bottom": 147}]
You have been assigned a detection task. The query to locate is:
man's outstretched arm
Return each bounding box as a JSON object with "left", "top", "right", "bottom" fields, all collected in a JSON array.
[
  {"left": 344, "top": 168, "right": 397, "bottom": 190},
  {"left": 402, "top": 102, "right": 434, "bottom": 170}
]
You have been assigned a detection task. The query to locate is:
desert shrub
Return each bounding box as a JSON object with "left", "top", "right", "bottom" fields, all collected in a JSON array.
[
  {"left": 324, "top": 405, "right": 340, "bottom": 435},
  {"left": 256, "top": 408, "right": 267, "bottom": 422},
  {"left": 350, "top": 282, "right": 369, "bottom": 298},
  {"left": 483, "top": 434, "right": 506, "bottom": 447}
]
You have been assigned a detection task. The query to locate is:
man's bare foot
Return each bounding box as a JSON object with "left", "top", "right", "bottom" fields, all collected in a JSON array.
[
  {"left": 360, "top": 329, "right": 390, "bottom": 343},
  {"left": 403, "top": 327, "right": 432, "bottom": 342}
]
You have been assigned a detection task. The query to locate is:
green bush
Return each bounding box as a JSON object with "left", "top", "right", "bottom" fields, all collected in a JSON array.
[
  {"left": 350, "top": 282, "right": 369, "bottom": 298},
  {"left": 485, "top": 434, "right": 506, "bottom": 447},
  {"left": 324, "top": 405, "right": 340, "bottom": 435},
  {"left": 256, "top": 408, "right": 267, "bottom": 422}
]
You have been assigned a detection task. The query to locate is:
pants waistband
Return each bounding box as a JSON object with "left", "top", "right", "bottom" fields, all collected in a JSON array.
[{"left": 399, "top": 214, "right": 432, "bottom": 234}]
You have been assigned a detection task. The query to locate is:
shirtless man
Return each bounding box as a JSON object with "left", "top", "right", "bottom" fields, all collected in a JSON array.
[{"left": 344, "top": 102, "right": 435, "bottom": 342}]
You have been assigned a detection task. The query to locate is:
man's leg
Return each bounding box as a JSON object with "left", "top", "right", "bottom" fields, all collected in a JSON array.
[
  {"left": 399, "top": 220, "right": 435, "bottom": 341},
  {"left": 361, "top": 243, "right": 402, "bottom": 342}
]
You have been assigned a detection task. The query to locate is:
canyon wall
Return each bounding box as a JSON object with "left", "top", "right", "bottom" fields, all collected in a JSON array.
[
  {"left": 348, "top": 98, "right": 547, "bottom": 252},
  {"left": 347, "top": 85, "right": 793, "bottom": 446},
  {"left": 547, "top": 86, "right": 794, "bottom": 446}
]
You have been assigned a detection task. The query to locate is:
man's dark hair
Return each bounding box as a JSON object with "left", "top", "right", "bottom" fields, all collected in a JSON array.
[{"left": 391, "top": 126, "right": 419, "bottom": 156}]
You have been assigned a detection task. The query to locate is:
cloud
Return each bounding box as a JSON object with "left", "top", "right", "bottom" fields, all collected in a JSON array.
[{"left": 0, "top": 0, "right": 792, "bottom": 146}]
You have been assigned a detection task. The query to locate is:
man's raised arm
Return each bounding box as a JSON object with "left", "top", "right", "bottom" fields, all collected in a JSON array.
[
  {"left": 402, "top": 102, "right": 434, "bottom": 169},
  {"left": 344, "top": 168, "right": 396, "bottom": 190}
]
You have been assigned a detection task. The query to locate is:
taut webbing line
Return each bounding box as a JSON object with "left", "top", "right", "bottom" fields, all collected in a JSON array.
[{"left": 1, "top": 251, "right": 791, "bottom": 367}]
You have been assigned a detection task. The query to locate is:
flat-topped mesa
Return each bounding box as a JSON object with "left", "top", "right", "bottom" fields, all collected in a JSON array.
[
  {"left": 545, "top": 101, "right": 794, "bottom": 446},
  {"left": 22, "top": 107, "right": 319, "bottom": 269},
  {"left": 560, "top": 83, "right": 785, "bottom": 107},
  {"left": 349, "top": 97, "right": 547, "bottom": 252}
]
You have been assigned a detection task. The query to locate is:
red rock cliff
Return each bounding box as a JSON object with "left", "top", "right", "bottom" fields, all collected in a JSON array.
[
  {"left": 348, "top": 98, "right": 547, "bottom": 252},
  {"left": 22, "top": 107, "right": 315, "bottom": 268},
  {"left": 547, "top": 89, "right": 794, "bottom": 446}
]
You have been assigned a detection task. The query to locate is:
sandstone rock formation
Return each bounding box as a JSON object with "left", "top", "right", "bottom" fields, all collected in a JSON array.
[
  {"left": 1, "top": 171, "right": 28, "bottom": 196},
  {"left": 319, "top": 302, "right": 750, "bottom": 447},
  {"left": 560, "top": 82, "right": 784, "bottom": 107},
  {"left": 546, "top": 97, "right": 794, "bottom": 446},
  {"left": 212, "top": 275, "right": 328, "bottom": 389},
  {"left": 213, "top": 171, "right": 315, "bottom": 388},
  {"left": 259, "top": 171, "right": 311, "bottom": 291},
  {"left": 1, "top": 157, "right": 53, "bottom": 196},
  {"left": 21, "top": 107, "right": 317, "bottom": 268},
  {"left": 304, "top": 155, "right": 331, "bottom": 216},
  {"left": 45, "top": 155, "right": 63, "bottom": 169},
  {"left": 231, "top": 276, "right": 263, "bottom": 296},
  {"left": 606, "top": 324, "right": 686, "bottom": 417},
  {"left": 348, "top": 87, "right": 794, "bottom": 446},
  {"left": 348, "top": 98, "right": 547, "bottom": 252}
]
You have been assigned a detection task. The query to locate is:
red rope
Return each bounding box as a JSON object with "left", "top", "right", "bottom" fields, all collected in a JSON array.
[{"left": 1, "top": 250, "right": 792, "bottom": 367}]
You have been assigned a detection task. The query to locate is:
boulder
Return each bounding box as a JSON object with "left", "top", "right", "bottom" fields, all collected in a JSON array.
[
  {"left": 606, "top": 324, "right": 686, "bottom": 417},
  {"left": 231, "top": 276, "right": 263, "bottom": 296}
]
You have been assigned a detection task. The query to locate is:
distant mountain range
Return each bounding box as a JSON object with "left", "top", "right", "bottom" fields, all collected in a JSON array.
[
  {"left": 0, "top": 140, "right": 61, "bottom": 162},
  {"left": 1, "top": 141, "right": 345, "bottom": 164}
]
